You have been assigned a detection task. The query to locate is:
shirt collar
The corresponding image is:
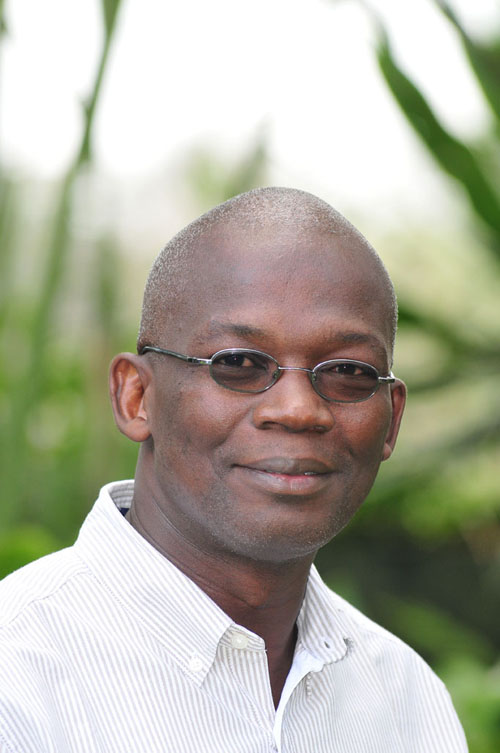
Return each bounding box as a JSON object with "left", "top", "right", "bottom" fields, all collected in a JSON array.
[
  {"left": 75, "top": 481, "right": 350, "bottom": 684},
  {"left": 297, "top": 566, "right": 350, "bottom": 665},
  {"left": 75, "top": 481, "right": 232, "bottom": 685}
]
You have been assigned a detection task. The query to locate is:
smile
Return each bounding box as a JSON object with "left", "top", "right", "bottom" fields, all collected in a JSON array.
[{"left": 234, "top": 458, "right": 334, "bottom": 496}]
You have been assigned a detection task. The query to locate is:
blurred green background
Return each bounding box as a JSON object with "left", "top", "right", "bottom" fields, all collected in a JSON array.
[{"left": 1, "top": 1, "right": 499, "bottom": 750}]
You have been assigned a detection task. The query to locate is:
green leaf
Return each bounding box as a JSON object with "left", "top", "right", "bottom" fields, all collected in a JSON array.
[
  {"left": 397, "top": 301, "right": 474, "bottom": 355},
  {"left": 382, "top": 596, "right": 495, "bottom": 665},
  {"left": 377, "top": 32, "right": 500, "bottom": 249},
  {"left": 101, "top": 0, "right": 122, "bottom": 37},
  {"left": 435, "top": 1, "right": 500, "bottom": 124},
  {"left": 223, "top": 126, "right": 268, "bottom": 200},
  {"left": 0, "top": 0, "right": 7, "bottom": 36},
  {"left": 185, "top": 126, "right": 269, "bottom": 209}
]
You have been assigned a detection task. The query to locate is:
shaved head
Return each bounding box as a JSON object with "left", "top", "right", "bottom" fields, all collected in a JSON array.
[{"left": 138, "top": 187, "right": 398, "bottom": 359}]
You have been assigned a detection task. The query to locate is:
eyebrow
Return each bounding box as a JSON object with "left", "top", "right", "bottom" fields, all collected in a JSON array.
[
  {"left": 195, "top": 321, "right": 388, "bottom": 360},
  {"left": 337, "top": 332, "right": 387, "bottom": 356},
  {"left": 200, "top": 321, "right": 269, "bottom": 339}
]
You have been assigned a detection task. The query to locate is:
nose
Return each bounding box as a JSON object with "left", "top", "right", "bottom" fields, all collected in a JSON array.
[{"left": 252, "top": 368, "right": 335, "bottom": 433}]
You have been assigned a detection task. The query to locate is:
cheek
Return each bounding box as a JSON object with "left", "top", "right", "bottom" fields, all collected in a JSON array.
[
  {"left": 329, "top": 403, "right": 392, "bottom": 522},
  {"left": 149, "top": 381, "right": 244, "bottom": 471},
  {"left": 339, "top": 397, "right": 392, "bottom": 465}
]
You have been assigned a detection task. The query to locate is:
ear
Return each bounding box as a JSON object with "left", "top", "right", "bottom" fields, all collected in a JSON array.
[
  {"left": 109, "top": 353, "right": 152, "bottom": 443},
  {"left": 382, "top": 379, "right": 407, "bottom": 462}
]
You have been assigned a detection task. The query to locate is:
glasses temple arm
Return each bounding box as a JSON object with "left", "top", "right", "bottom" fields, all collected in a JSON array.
[
  {"left": 139, "top": 346, "right": 211, "bottom": 365},
  {"left": 378, "top": 374, "right": 396, "bottom": 384}
]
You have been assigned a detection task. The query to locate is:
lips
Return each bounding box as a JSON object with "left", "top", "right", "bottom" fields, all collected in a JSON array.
[
  {"left": 231, "top": 457, "right": 335, "bottom": 496},
  {"left": 237, "top": 457, "right": 334, "bottom": 476}
]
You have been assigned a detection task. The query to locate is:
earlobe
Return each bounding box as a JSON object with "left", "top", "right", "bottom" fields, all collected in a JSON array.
[
  {"left": 382, "top": 379, "right": 407, "bottom": 462},
  {"left": 109, "top": 353, "right": 152, "bottom": 443}
]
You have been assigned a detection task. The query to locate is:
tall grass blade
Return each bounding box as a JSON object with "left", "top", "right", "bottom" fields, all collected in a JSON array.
[
  {"left": 435, "top": 1, "right": 500, "bottom": 124},
  {"left": 377, "top": 32, "right": 500, "bottom": 252},
  {"left": 0, "top": 0, "right": 7, "bottom": 36},
  {"left": 224, "top": 126, "right": 268, "bottom": 200},
  {"left": 80, "top": 0, "right": 123, "bottom": 163},
  {"left": 101, "top": 0, "right": 122, "bottom": 36},
  {"left": 2, "top": 0, "right": 124, "bottom": 527},
  {"left": 0, "top": 178, "right": 16, "bottom": 325}
]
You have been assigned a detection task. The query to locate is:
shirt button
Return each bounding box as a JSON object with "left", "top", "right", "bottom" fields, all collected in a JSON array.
[
  {"left": 231, "top": 632, "right": 249, "bottom": 650},
  {"left": 188, "top": 655, "right": 203, "bottom": 672}
]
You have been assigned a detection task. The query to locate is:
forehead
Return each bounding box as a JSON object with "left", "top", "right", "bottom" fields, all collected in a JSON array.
[{"left": 167, "top": 223, "right": 393, "bottom": 357}]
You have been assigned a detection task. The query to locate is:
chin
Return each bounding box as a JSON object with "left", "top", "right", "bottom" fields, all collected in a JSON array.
[{"left": 213, "top": 517, "right": 347, "bottom": 565}]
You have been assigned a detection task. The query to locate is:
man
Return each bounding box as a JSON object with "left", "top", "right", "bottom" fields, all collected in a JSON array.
[{"left": 0, "top": 187, "right": 466, "bottom": 752}]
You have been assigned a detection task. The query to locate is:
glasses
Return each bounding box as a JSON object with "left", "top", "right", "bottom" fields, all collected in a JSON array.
[{"left": 140, "top": 345, "right": 395, "bottom": 403}]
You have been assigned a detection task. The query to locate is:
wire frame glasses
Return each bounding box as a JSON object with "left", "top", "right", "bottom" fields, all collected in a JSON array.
[{"left": 140, "top": 346, "right": 395, "bottom": 403}]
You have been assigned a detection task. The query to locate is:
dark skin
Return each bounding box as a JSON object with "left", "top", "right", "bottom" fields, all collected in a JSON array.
[{"left": 110, "top": 224, "right": 406, "bottom": 708}]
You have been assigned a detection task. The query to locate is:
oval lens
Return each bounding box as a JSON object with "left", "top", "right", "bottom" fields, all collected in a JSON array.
[
  {"left": 210, "top": 350, "right": 275, "bottom": 392},
  {"left": 315, "top": 360, "right": 378, "bottom": 402}
]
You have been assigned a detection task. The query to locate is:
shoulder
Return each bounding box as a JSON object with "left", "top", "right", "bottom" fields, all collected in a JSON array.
[
  {"left": 326, "top": 587, "right": 410, "bottom": 647},
  {"left": 315, "top": 580, "right": 468, "bottom": 748},
  {"left": 0, "top": 550, "right": 92, "bottom": 752},
  {"left": 323, "top": 585, "right": 438, "bottom": 679},
  {"left": 0, "top": 547, "right": 88, "bottom": 629},
  {"left": 316, "top": 581, "right": 417, "bottom": 651}
]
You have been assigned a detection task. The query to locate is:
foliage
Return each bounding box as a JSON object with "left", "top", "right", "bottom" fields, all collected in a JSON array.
[
  {"left": 185, "top": 125, "right": 268, "bottom": 208},
  {"left": 1, "top": 0, "right": 126, "bottom": 533},
  {"left": 323, "top": 2, "right": 500, "bottom": 747},
  {"left": 366, "top": 3, "right": 500, "bottom": 540},
  {"left": 1, "top": 1, "right": 499, "bottom": 750}
]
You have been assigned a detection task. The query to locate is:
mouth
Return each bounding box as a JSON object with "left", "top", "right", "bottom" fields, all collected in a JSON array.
[
  {"left": 233, "top": 457, "right": 334, "bottom": 496},
  {"left": 238, "top": 457, "right": 334, "bottom": 475}
]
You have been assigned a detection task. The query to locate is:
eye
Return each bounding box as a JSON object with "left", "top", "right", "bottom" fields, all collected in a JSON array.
[
  {"left": 218, "top": 353, "right": 243, "bottom": 367},
  {"left": 210, "top": 350, "right": 274, "bottom": 390},
  {"left": 315, "top": 360, "right": 379, "bottom": 401},
  {"left": 317, "top": 360, "right": 378, "bottom": 382},
  {"left": 217, "top": 353, "right": 259, "bottom": 368},
  {"left": 214, "top": 351, "right": 271, "bottom": 370},
  {"left": 329, "top": 362, "right": 367, "bottom": 376}
]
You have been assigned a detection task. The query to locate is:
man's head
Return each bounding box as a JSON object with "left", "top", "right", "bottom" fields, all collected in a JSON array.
[
  {"left": 110, "top": 187, "right": 406, "bottom": 565},
  {"left": 137, "top": 187, "right": 398, "bottom": 360}
]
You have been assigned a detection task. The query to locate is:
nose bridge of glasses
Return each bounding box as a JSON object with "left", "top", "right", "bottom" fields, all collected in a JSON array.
[
  {"left": 277, "top": 365, "right": 315, "bottom": 375},
  {"left": 273, "top": 365, "right": 321, "bottom": 397}
]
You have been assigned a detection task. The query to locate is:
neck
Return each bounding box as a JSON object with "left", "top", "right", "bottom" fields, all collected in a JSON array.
[
  {"left": 127, "top": 483, "right": 313, "bottom": 632},
  {"left": 127, "top": 461, "right": 316, "bottom": 706}
]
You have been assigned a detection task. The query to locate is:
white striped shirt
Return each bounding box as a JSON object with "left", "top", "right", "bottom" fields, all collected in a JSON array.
[{"left": 0, "top": 481, "right": 467, "bottom": 752}]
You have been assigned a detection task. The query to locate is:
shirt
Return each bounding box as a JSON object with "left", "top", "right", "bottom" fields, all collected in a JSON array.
[{"left": 0, "top": 481, "right": 467, "bottom": 753}]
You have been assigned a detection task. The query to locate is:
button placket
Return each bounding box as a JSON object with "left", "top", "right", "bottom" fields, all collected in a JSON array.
[{"left": 223, "top": 634, "right": 275, "bottom": 729}]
